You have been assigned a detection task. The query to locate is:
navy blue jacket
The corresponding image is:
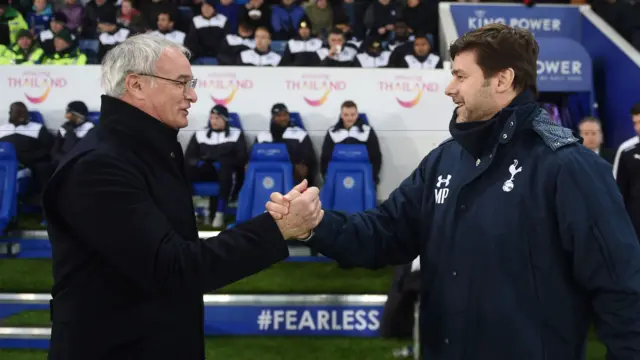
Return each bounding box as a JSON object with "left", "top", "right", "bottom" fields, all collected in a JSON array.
[{"left": 307, "top": 94, "right": 640, "bottom": 360}]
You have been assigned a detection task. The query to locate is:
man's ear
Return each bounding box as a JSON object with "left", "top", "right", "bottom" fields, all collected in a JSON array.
[
  {"left": 124, "top": 73, "right": 145, "bottom": 100},
  {"left": 496, "top": 68, "right": 515, "bottom": 93}
]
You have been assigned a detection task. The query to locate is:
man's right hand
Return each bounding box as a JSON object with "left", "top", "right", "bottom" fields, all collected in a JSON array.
[{"left": 270, "top": 180, "right": 324, "bottom": 240}]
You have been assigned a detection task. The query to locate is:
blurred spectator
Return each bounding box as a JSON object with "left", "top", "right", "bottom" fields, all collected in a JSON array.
[
  {"left": 216, "top": 21, "right": 255, "bottom": 65},
  {"left": 334, "top": 15, "right": 359, "bottom": 50},
  {"left": 363, "top": 0, "right": 396, "bottom": 40},
  {"left": 82, "top": 0, "right": 117, "bottom": 38},
  {"left": 185, "top": 2, "right": 228, "bottom": 59},
  {"left": 614, "top": 102, "right": 640, "bottom": 178},
  {"left": 578, "top": 116, "right": 614, "bottom": 164},
  {"left": 60, "top": 0, "right": 83, "bottom": 33},
  {"left": 41, "top": 28, "right": 87, "bottom": 63},
  {"left": 615, "top": 102, "right": 640, "bottom": 239},
  {"left": 184, "top": 104, "right": 248, "bottom": 228},
  {"left": 216, "top": 0, "right": 240, "bottom": 34},
  {"left": 0, "top": 0, "right": 29, "bottom": 46},
  {"left": 116, "top": 0, "right": 144, "bottom": 34},
  {"left": 0, "top": 42, "right": 10, "bottom": 63},
  {"left": 97, "top": 12, "right": 129, "bottom": 61},
  {"left": 240, "top": 0, "right": 270, "bottom": 31},
  {"left": 320, "top": 100, "right": 382, "bottom": 184},
  {"left": 387, "top": 20, "right": 412, "bottom": 64},
  {"left": 0, "top": 29, "right": 44, "bottom": 63},
  {"left": 279, "top": 16, "right": 321, "bottom": 66},
  {"left": 592, "top": 0, "right": 640, "bottom": 50},
  {"left": 317, "top": 27, "right": 356, "bottom": 67},
  {"left": 39, "top": 12, "right": 74, "bottom": 54},
  {"left": 303, "top": 0, "right": 331, "bottom": 37},
  {"left": 236, "top": 26, "right": 280, "bottom": 65},
  {"left": 255, "top": 102, "right": 317, "bottom": 185},
  {"left": 139, "top": 0, "right": 178, "bottom": 32},
  {"left": 401, "top": 0, "right": 429, "bottom": 35},
  {"left": 51, "top": 101, "right": 94, "bottom": 167},
  {"left": 0, "top": 101, "right": 55, "bottom": 191},
  {"left": 150, "top": 11, "right": 185, "bottom": 44},
  {"left": 27, "top": 0, "right": 54, "bottom": 35},
  {"left": 353, "top": 36, "right": 390, "bottom": 68},
  {"left": 270, "top": 0, "right": 304, "bottom": 40},
  {"left": 389, "top": 33, "right": 440, "bottom": 69}
]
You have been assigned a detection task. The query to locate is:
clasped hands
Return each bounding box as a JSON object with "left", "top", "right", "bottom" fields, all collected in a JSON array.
[{"left": 267, "top": 179, "right": 324, "bottom": 240}]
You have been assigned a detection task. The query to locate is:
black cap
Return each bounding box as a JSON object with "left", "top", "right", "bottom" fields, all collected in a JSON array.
[
  {"left": 16, "top": 29, "right": 32, "bottom": 41},
  {"left": 51, "top": 11, "right": 67, "bottom": 24},
  {"left": 0, "top": 0, "right": 9, "bottom": 7},
  {"left": 271, "top": 103, "right": 289, "bottom": 115},
  {"left": 55, "top": 29, "right": 74, "bottom": 44},
  {"left": 97, "top": 12, "right": 117, "bottom": 25},
  {"left": 211, "top": 105, "right": 229, "bottom": 121},
  {"left": 66, "top": 101, "right": 88, "bottom": 118},
  {"left": 298, "top": 15, "right": 311, "bottom": 30}
]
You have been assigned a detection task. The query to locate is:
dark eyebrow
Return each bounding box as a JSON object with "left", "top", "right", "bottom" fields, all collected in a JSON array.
[{"left": 451, "top": 69, "right": 465, "bottom": 76}]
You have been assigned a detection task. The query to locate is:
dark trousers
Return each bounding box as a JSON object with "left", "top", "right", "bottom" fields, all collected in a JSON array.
[{"left": 380, "top": 264, "right": 421, "bottom": 339}]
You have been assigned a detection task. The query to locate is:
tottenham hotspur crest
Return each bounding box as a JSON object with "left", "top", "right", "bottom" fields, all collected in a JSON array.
[{"left": 502, "top": 160, "right": 522, "bottom": 192}]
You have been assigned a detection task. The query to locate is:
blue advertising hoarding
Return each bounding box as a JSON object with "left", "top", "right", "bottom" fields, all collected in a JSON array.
[
  {"left": 536, "top": 38, "right": 592, "bottom": 93},
  {"left": 450, "top": 4, "right": 582, "bottom": 41}
]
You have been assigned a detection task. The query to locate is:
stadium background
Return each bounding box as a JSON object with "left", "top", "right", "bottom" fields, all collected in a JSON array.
[{"left": 1, "top": 0, "right": 639, "bottom": 358}]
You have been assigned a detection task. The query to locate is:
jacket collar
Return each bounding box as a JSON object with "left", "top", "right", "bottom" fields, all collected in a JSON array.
[
  {"left": 449, "top": 90, "right": 538, "bottom": 159},
  {"left": 97, "top": 95, "right": 180, "bottom": 157}
]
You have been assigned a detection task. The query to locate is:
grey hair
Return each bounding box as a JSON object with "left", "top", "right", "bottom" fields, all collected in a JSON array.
[{"left": 101, "top": 34, "right": 191, "bottom": 98}]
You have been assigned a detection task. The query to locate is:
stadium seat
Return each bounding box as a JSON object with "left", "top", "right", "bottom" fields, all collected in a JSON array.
[
  {"left": 359, "top": 113, "right": 369, "bottom": 124},
  {"left": 28, "top": 111, "right": 44, "bottom": 124},
  {"left": 78, "top": 39, "right": 99, "bottom": 64},
  {"left": 0, "top": 143, "right": 19, "bottom": 234},
  {"left": 271, "top": 41, "right": 287, "bottom": 55},
  {"left": 229, "top": 113, "right": 243, "bottom": 129},
  {"left": 320, "top": 144, "right": 376, "bottom": 214},
  {"left": 289, "top": 112, "right": 305, "bottom": 129},
  {"left": 193, "top": 57, "right": 218, "bottom": 65},
  {"left": 178, "top": 6, "right": 195, "bottom": 21},
  {"left": 88, "top": 111, "right": 100, "bottom": 124},
  {"left": 235, "top": 143, "right": 294, "bottom": 224}
]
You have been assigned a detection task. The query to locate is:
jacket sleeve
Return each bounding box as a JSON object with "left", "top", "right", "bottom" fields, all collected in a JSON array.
[
  {"left": 555, "top": 148, "right": 640, "bottom": 358},
  {"left": 305, "top": 155, "right": 430, "bottom": 269},
  {"left": 366, "top": 127, "right": 382, "bottom": 183},
  {"left": 54, "top": 154, "right": 289, "bottom": 295},
  {"left": 320, "top": 131, "right": 334, "bottom": 178},
  {"left": 299, "top": 133, "right": 316, "bottom": 168},
  {"left": 184, "top": 133, "right": 200, "bottom": 167},
  {"left": 23, "top": 126, "right": 55, "bottom": 164},
  {"left": 616, "top": 151, "right": 632, "bottom": 207},
  {"left": 51, "top": 130, "right": 65, "bottom": 163}
]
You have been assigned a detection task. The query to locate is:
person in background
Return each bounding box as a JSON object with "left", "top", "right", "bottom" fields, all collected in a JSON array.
[
  {"left": 255, "top": 102, "right": 316, "bottom": 185},
  {"left": 236, "top": 26, "right": 280, "bottom": 66},
  {"left": 0, "top": 29, "right": 44, "bottom": 63},
  {"left": 81, "top": 0, "right": 117, "bottom": 38},
  {"left": 41, "top": 28, "right": 87, "bottom": 64},
  {"left": 116, "top": 0, "right": 144, "bottom": 35},
  {"left": 303, "top": 0, "right": 332, "bottom": 38},
  {"left": 353, "top": 37, "right": 390, "bottom": 68},
  {"left": 270, "top": 0, "right": 304, "bottom": 40},
  {"left": 150, "top": 11, "right": 185, "bottom": 44},
  {"left": 239, "top": 0, "right": 271, "bottom": 32},
  {"left": 39, "top": 12, "right": 74, "bottom": 55},
  {"left": 0, "top": 101, "right": 55, "bottom": 191},
  {"left": 97, "top": 12, "right": 130, "bottom": 61},
  {"left": 615, "top": 104, "right": 640, "bottom": 240},
  {"left": 184, "top": 1, "right": 228, "bottom": 60},
  {"left": 185, "top": 105, "right": 248, "bottom": 229},
  {"left": 51, "top": 101, "right": 95, "bottom": 167},
  {"left": 217, "top": 21, "right": 255, "bottom": 65},
  {"left": 59, "top": 0, "right": 83, "bottom": 34},
  {"left": 27, "top": 0, "right": 53, "bottom": 35},
  {"left": 320, "top": 100, "right": 382, "bottom": 184},
  {"left": 363, "top": 0, "right": 396, "bottom": 41},
  {"left": 216, "top": 0, "right": 240, "bottom": 34},
  {"left": 279, "top": 16, "right": 322, "bottom": 67},
  {"left": 317, "top": 27, "right": 356, "bottom": 67},
  {"left": 613, "top": 102, "right": 640, "bottom": 178},
  {"left": 0, "top": 0, "right": 29, "bottom": 46},
  {"left": 578, "top": 116, "right": 614, "bottom": 164},
  {"left": 389, "top": 33, "right": 440, "bottom": 69}
]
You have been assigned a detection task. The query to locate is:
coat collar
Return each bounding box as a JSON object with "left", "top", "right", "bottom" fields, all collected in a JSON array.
[{"left": 97, "top": 95, "right": 180, "bottom": 158}]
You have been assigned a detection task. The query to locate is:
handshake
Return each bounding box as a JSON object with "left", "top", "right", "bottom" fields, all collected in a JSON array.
[{"left": 266, "top": 179, "right": 325, "bottom": 240}]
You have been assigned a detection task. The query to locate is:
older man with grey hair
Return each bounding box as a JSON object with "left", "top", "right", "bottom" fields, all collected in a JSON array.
[{"left": 42, "top": 34, "right": 324, "bottom": 360}]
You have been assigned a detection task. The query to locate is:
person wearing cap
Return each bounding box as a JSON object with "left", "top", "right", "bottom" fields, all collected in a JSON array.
[
  {"left": 279, "top": 16, "right": 323, "bottom": 67},
  {"left": 39, "top": 12, "right": 75, "bottom": 55},
  {"left": 0, "top": 101, "right": 55, "bottom": 190},
  {"left": 255, "top": 103, "right": 317, "bottom": 185},
  {"left": 184, "top": 104, "right": 248, "bottom": 228},
  {"left": 216, "top": 21, "right": 256, "bottom": 65},
  {"left": 320, "top": 100, "right": 382, "bottom": 184},
  {"left": 41, "top": 28, "right": 87, "bottom": 64},
  {"left": 389, "top": 32, "right": 441, "bottom": 69},
  {"left": 51, "top": 101, "right": 95, "bottom": 167},
  {"left": 97, "top": 12, "right": 130, "bottom": 62},
  {"left": 0, "top": 0, "right": 28, "bottom": 46},
  {"left": 0, "top": 29, "right": 44, "bottom": 64},
  {"left": 317, "top": 27, "right": 357, "bottom": 67},
  {"left": 353, "top": 36, "right": 391, "bottom": 68}
]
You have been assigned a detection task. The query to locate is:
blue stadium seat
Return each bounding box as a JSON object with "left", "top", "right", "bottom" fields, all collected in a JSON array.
[
  {"left": 235, "top": 143, "right": 294, "bottom": 223},
  {"left": 228, "top": 113, "right": 243, "bottom": 130},
  {"left": 320, "top": 144, "right": 376, "bottom": 214},
  {"left": 88, "top": 111, "right": 100, "bottom": 124},
  {"left": 271, "top": 41, "right": 287, "bottom": 55},
  {"left": 193, "top": 161, "right": 220, "bottom": 197},
  {"left": 289, "top": 112, "right": 305, "bottom": 129},
  {"left": 359, "top": 113, "right": 369, "bottom": 124},
  {"left": 193, "top": 57, "right": 218, "bottom": 65},
  {"left": 178, "top": 6, "right": 195, "bottom": 21},
  {"left": 28, "top": 111, "right": 44, "bottom": 124},
  {"left": 0, "top": 143, "right": 19, "bottom": 234},
  {"left": 78, "top": 39, "right": 99, "bottom": 64}
]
